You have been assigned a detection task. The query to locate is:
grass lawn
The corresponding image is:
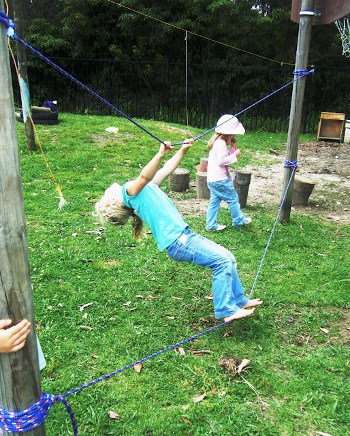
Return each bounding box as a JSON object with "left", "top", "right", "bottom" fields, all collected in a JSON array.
[{"left": 16, "top": 114, "right": 350, "bottom": 435}]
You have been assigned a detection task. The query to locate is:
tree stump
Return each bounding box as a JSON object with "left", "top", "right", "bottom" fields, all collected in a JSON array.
[
  {"left": 169, "top": 168, "right": 190, "bottom": 192},
  {"left": 198, "top": 157, "right": 208, "bottom": 172},
  {"left": 292, "top": 176, "right": 315, "bottom": 206},
  {"left": 196, "top": 171, "right": 210, "bottom": 199},
  {"left": 233, "top": 171, "right": 251, "bottom": 208}
]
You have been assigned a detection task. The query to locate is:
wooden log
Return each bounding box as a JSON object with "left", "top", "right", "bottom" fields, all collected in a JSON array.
[
  {"left": 292, "top": 176, "right": 315, "bottom": 206},
  {"left": 233, "top": 171, "right": 251, "bottom": 208},
  {"left": 196, "top": 171, "right": 210, "bottom": 199},
  {"left": 31, "top": 106, "right": 52, "bottom": 113},
  {"left": 198, "top": 157, "right": 208, "bottom": 172},
  {"left": 169, "top": 168, "right": 190, "bottom": 192}
]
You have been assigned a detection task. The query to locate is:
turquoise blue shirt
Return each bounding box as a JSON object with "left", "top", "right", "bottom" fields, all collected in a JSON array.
[{"left": 122, "top": 182, "right": 187, "bottom": 251}]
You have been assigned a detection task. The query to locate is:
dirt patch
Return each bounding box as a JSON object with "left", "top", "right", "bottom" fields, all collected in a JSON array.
[{"left": 173, "top": 142, "right": 350, "bottom": 225}]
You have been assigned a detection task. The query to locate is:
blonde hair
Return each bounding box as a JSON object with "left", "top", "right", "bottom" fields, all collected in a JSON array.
[
  {"left": 207, "top": 133, "right": 232, "bottom": 151},
  {"left": 94, "top": 183, "right": 143, "bottom": 240}
]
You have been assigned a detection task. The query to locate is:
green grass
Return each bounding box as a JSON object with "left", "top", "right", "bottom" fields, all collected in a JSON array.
[{"left": 16, "top": 114, "right": 349, "bottom": 435}]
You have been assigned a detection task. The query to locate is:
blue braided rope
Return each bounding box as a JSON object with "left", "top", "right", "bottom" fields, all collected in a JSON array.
[
  {"left": 0, "top": 160, "right": 297, "bottom": 433},
  {"left": 0, "top": 318, "right": 234, "bottom": 434},
  {"left": 0, "top": 392, "right": 77, "bottom": 435},
  {"left": 0, "top": 10, "right": 15, "bottom": 36},
  {"left": 248, "top": 159, "right": 298, "bottom": 298},
  {"left": 1, "top": 10, "right": 301, "bottom": 434},
  {"left": 172, "top": 69, "right": 314, "bottom": 146}
]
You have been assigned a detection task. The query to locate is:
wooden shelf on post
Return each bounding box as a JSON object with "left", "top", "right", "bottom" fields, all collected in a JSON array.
[{"left": 317, "top": 112, "right": 345, "bottom": 142}]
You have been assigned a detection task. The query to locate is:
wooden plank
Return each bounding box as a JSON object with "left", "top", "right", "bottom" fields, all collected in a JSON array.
[{"left": 320, "top": 112, "right": 345, "bottom": 121}]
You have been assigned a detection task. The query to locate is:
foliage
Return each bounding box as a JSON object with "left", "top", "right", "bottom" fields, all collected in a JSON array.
[{"left": 15, "top": 113, "right": 350, "bottom": 435}]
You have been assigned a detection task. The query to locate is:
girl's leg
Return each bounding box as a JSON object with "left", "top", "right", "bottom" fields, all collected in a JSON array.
[
  {"left": 206, "top": 185, "right": 221, "bottom": 230},
  {"left": 219, "top": 179, "right": 245, "bottom": 226},
  {"left": 167, "top": 231, "right": 248, "bottom": 319}
]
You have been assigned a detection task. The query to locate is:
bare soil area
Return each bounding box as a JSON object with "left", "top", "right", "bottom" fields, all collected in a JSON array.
[{"left": 174, "top": 142, "right": 350, "bottom": 225}]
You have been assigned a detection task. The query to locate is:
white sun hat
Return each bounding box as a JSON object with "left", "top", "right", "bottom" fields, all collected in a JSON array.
[{"left": 215, "top": 114, "right": 245, "bottom": 135}]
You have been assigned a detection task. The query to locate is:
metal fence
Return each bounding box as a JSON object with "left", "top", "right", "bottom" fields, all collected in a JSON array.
[{"left": 12, "top": 56, "right": 350, "bottom": 134}]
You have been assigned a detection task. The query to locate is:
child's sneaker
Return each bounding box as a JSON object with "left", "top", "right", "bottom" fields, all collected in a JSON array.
[{"left": 207, "top": 224, "right": 226, "bottom": 231}]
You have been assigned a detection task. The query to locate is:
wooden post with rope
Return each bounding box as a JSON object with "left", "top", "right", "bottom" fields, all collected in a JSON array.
[
  {"left": 0, "top": 1, "right": 45, "bottom": 433},
  {"left": 283, "top": 0, "right": 350, "bottom": 222},
  {"left": 280, "top": 0, "right": 315, "bottom": 223}
]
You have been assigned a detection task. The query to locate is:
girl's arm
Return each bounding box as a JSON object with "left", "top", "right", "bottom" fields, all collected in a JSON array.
[
  {"left": 125, "top": 142, "right": 173, "bottom": 196},
  {"left": 152, "top": 139, "right": 193, "bottom": 186}
]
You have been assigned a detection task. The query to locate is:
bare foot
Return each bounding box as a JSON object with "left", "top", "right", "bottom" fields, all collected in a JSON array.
[
  {"left": 224, "top": 307, "right": 256, "bottom": 323},
  {"left": 242, "top": 298, "right": 263, "bottom": 309}
]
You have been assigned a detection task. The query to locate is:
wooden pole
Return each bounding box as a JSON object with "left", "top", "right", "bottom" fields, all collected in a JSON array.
[
  {"left": 280, "top": 0, "right": 315, "bottom": 222},
  {"left": 13, "top": 0, "right": 37, "bottom": 151},
  {"left": 0, "top": 1, "right": 45, "bottom": 434}
]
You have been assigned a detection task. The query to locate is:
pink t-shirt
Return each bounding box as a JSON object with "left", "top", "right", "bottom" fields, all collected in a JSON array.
[{"left": 207, "top": 137, "right": 237, "bottom": 182}]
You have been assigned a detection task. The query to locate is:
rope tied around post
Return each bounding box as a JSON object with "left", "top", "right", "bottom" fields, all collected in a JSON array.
[
  {"left": 0, "top": 392, "right": 77, "bottom": 435},
  {"left": 284, "top": 159, "right": 298, "bottom": 170},
  {"left": 0, "top": 317, "right": 237, "bottom": 434},
  {"left": 0, "top": 10, "right": 15, "bottom": 36}
]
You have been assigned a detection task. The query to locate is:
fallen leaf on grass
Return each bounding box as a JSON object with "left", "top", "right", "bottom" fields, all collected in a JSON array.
[
  {"left": 319, "top": 327, "right": 329, "bottom": 334},
  {"left": 181, "top": 417, "right": 192, "bottom": 425},
  {"left": 123, "top": 301, "right": 132, "bottom": 306},
  {"left": 108, "top": 410, "right": 121, "bottom": 420},
  {"left": 237, "top": 358, "right": 251, "bottom": 374},
  {"left": 79, "top": 325, "right": 93, "bottom": 331},
  {"left": 176, "top": 347, "right": 186, "bottom": 356},
  {"left": 136, "top": 294, "right": 155, "bottom": 300},
  {"left": 134, "top": 363, "right": 142, "bottom": 373},
  {"left": 79, "top": 302, "right": 93, "bottom": 312},
  {"left": 316, "top": 432, "right": 333, "bottom": 436},
  {"left": 191, "top": 350, "right": 212, "bottom": 356},
  {"left": 192, "top": 392, "right": 206, "bottom": 403}
]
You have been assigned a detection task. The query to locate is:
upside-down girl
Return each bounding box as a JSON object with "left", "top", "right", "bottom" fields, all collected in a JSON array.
[{"left": 95, "top": 139, "right": 262, "bottom": 323}]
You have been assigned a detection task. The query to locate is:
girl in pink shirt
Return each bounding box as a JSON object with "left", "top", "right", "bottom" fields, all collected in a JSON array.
[{"left": 206, "top": 114, "right": 252, "bottom": 231}]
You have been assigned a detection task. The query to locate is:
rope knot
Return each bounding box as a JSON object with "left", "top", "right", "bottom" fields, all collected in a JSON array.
[
  {"left": 293, "top": 69, "right": 308, "bottom": 75},
  {"left": 0, "top": 11, "right": 15, "bottom": 37},
  {"left": 0, "top": 391, "right": 77, "bottom": 435},
  {"left": 284, "top": 159, "right": 298, "bottom": 170}
]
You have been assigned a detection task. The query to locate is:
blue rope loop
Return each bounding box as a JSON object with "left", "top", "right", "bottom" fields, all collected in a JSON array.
[
  {"left": 284, "top": 159, "right": 298, "bottom": 170},
  {"left": 0, "top": 392, "right": 77, "bottom": 435},
  {"left": 0, "top": 10, "right": 15, "bottom": 37}
]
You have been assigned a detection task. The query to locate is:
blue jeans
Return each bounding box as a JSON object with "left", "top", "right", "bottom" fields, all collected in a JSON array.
[
  {"left": 166, "top": 228, "right": 248, "bottom": 319},
  {"left": 206, "top": 178, "right": 245, "bottom": 229}
]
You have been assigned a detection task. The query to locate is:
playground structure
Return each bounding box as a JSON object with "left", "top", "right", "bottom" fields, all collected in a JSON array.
[{"left": 1, "top": 0, "right": 350, "bottom": 434}]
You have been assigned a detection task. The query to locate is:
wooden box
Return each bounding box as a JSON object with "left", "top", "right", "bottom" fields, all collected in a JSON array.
[{"left": 317, "top": 112, "right": 345, "bottom": 142}]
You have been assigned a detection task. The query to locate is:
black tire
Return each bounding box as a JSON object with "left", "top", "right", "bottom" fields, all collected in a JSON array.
[
  {"left": 22, "top": 111, "right": 58, "bottom": 121},
  {"left": 18, "top": 117, "right": 59, "bottom": 125},
  {"left": 34, "top": 118, "right": 59, "bottom": 125}
]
